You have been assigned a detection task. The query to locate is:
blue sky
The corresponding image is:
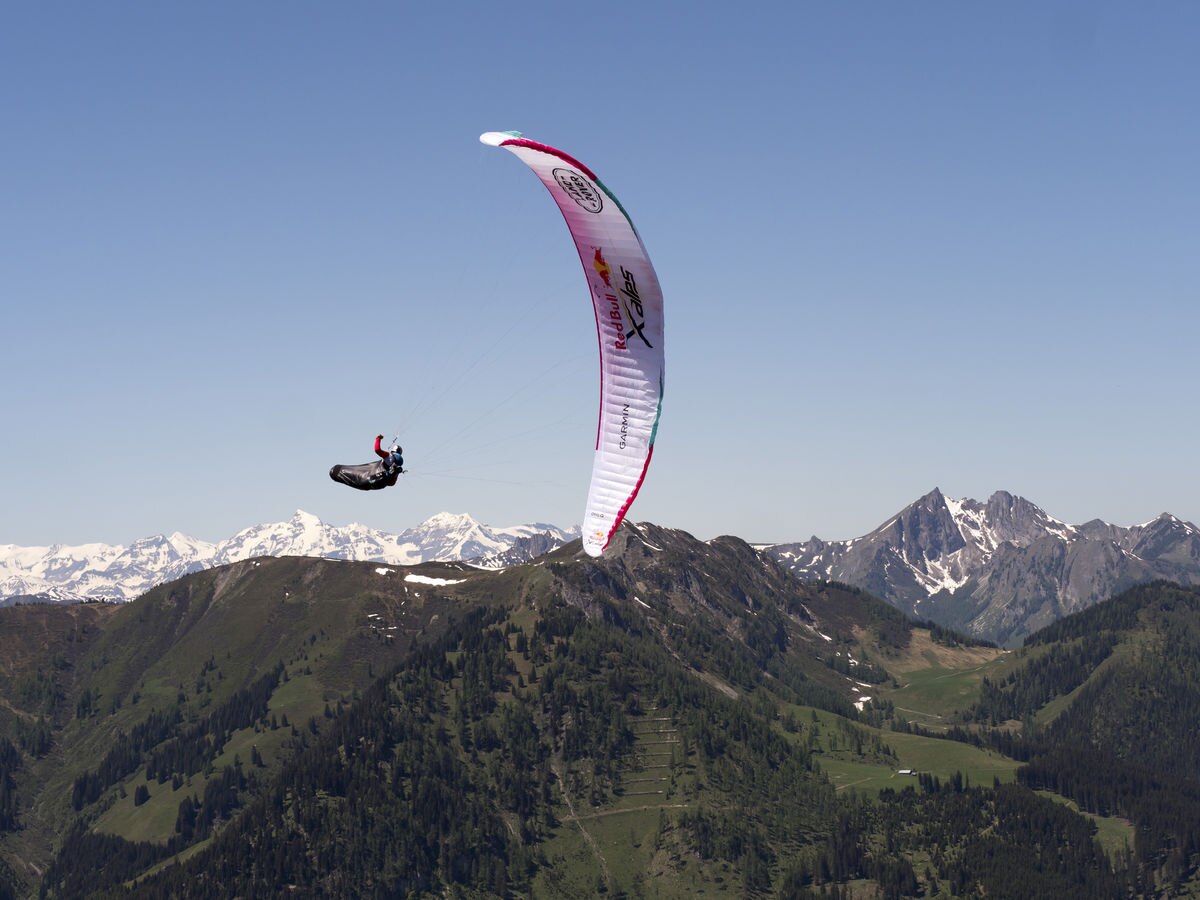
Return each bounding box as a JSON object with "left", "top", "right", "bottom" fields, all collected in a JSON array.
[{"left": 3, "top": 2, "right": 1198, "bottom": 546}]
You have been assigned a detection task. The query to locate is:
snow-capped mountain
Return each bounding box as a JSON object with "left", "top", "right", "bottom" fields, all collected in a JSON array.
[
  {"left": 0, "top": 511, "right": 578, "bottom": 605},
  {"left": 766, "top": 488, "right": 1200, "bottom": 645},
  {"left": 0, "top": 533, "right": 216, "bottom": 604},
  {"left": 468, "top": 531, "right": 572, "bottom": 569},
  {"left": 214, "top": 510, "right": 423, "bottom": 568},
  {"left": 396, "top": 512, "right": 573, "bottom": 563}
]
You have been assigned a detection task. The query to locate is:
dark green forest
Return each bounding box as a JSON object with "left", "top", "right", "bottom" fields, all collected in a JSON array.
[{"left": 969, "top": 582, "right": 1200, "bottom": 892}]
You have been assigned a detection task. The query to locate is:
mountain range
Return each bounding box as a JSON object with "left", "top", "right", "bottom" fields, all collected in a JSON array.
[
  {"left": 0, "top": 511, "right": 577, "bottom": 605},
  {"left": 766, "top": 487, "right": 1200, "bottom": 645},
  {"left": 8, "top": 488, "right": 1200, "bottom": 647}
]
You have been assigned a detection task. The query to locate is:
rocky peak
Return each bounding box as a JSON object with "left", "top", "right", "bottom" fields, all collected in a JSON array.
[
  {"left": 886, "top": 488, "right": 965, "bottom": 563},
  {"left": 765, "top": 489, "right": 1200, "bottom": 645}
]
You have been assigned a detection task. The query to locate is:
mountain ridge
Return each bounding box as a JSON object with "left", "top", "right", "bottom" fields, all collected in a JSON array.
[
  {"left": 0, "top": 511, "right": 577, "bottom": 605},
  {"left": 9, "top": 488, "right": 1200, "bottom": 646}
]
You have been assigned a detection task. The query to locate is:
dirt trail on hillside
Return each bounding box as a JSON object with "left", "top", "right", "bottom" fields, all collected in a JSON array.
[{"left": 552, "top": 760, "right": 611, "bottom": 884}]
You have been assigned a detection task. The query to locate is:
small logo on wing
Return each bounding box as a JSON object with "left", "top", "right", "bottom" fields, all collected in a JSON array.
[{"left": 553, "top": 167, "right": 603, "bottom": 213}]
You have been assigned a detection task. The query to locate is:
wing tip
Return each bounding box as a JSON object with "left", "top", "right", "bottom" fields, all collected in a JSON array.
[{"left": 480, "top": 130, "right": 522, "bottom": 147}]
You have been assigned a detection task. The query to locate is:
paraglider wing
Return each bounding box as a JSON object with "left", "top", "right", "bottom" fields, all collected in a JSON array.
[{"left": 481, "top": 131, "right": 664, "bottom": 557}]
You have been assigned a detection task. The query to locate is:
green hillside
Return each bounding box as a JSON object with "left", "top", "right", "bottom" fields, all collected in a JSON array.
[
  {"left": 963, "top": 581, "right": 1200, "bottom": 892},
  {"left": 1, "top": 528, "right": 1179, "bottom": 897},
  {"left": 0, "top": 556, "right": 478, "bottom": 893}
]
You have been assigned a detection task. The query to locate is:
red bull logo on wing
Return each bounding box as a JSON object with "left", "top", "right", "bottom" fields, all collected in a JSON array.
[{"left": 592, "top": 247, "right": 613, "bottom": 287}]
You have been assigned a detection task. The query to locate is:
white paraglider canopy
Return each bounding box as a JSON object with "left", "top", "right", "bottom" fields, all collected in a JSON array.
[{"left": 481, "top": 131, "right": 664, "bottom": 557}]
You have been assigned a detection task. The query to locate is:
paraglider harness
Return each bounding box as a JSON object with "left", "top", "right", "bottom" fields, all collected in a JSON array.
[
  {"left": 374, "top": 434, "right": 405, "bottom": 478},
  {"left": 328, "top": 435, "right": 405, "bottom": 491}
]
